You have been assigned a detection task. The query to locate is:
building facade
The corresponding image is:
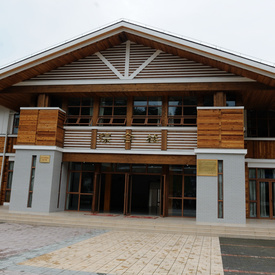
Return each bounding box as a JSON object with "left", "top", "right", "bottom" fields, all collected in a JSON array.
[{"left": 0, "top": 21, "right": 274, "bottom": 224}]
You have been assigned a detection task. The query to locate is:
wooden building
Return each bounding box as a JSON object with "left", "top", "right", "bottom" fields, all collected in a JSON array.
[{"left": 0, "top": 21, "right": 274, "bottom": 223}]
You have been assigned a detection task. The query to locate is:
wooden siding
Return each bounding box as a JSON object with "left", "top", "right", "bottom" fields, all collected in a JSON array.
[
  {"left": 17, "top": 109, "right": 65, "bottom": 146},
  {"left": 63, "top": 127, "right": 197, "bottom": 151},
  {"left": 24, "top": 41, "right": 238, "bottom": 83},
  {"left": 197, "top": 108, "right": 244, "bottom": 149},
  {"left": 245, "top": 140, "right": 275, "bottom": 159}
]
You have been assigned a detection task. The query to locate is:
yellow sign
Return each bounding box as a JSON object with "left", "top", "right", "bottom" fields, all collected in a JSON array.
[
  {"left": 197, "top": 159, "right": 217, "bottom": 176},
  {"left": 40, "top": 155, "right": 50, "bottom": 163}
]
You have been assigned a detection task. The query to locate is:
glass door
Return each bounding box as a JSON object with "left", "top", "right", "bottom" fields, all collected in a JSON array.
[{"left": 259, "top": 182, "right": 270, "bottom": 218}]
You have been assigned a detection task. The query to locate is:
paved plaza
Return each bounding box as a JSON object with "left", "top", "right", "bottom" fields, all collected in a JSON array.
[{"left": 0, "top": 223, "right": 224, "bottom": 275}]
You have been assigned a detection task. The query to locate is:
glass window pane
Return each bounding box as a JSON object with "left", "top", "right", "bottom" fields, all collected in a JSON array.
[
  {"left": 183, "top": 97, "right": 197, "bottom": 105},
  {"left": 81, "top": 107, "right": 93, "bottom": 116},
  {"left": 250, "top": 202, "right": 257, "bottom": 217},
  {"left": 79, "top": 195, "right": 93, "bottom": 211},
  {"left": 7, "top": 172, "right": 13, "bottom": 189},
  {"left": 101, "top": 107, "right": 112, "bottom": 116},
  {"left": 218, "top": 202, "right": 223, "bottom": 218},
  {"left": 169, "top": 165, "right": 183, "bottom": 173},
  {"left": 168, "top": 107, "right": 182, "bottom": 116},
  {"left": 169, "top": 175, "right": 182, "bottom": 197},
  {"left": 114, "top": 98, "right": 127, "bottom": 106},
  {"left": 68, "top": 172, "right": 80, "bottom": 192},
  {"left": 218, "top": 160, "right": 223, "bottom": 173},
  {"left": 68, "top": 107, "right": 80, "bottom": 116},
  {"left": 82, "top": 163, "right": 94, "bottom": 171},
  {"left": 132, "top": 164, "right": 146, "bottom": 173},
  {"left": 134, "top": 97, "right": 147, "bottom": 106},
  {"left": 82, "top": 98, "right": 93, "bottom": 106},
  {"left": 169, "top": 97, "right": 182, "bottom": 106},
  {"left": 69, "top": 162, "right": 81, "bottom": 171},
  {"left": 149, "top": 97, "right": 162, "bottom": 106},
  {"left": 81, "top": 172, "right": 93, "bottom": 193},
  {"left": 184, "top": 107, "right": 196, "bottom": 116},
  {"left": 68, "top": 98, "right": 80, "bottom": 106},
  {"left": 133, "top": 107, "right": 146, "bottom": 115},
  {"left": 5, "top": 191, "right": 11, "bottom": 202},
  {"left": 147, "top": 165, "right": 162, "bottom": 174},
  {"left": 273, "top": 182, "right": 275, "bottom": 218},
  {"left": 32, "top": 156, "right": 37, "bottom": 167},
  {"left": 100, "top": 97, "right": 113, "bottom": 106},
  {"left": 184, "top": 165, "right": 196, "bottom": 175},
  {"left": 184, "top": 176, "right": 196, "bottom": 198},
  {"left": 260, "top": 182, "right": 269, "bottom": 217},
  {"left": 148, "top": 107, "right": 161, "bottom": 116},
  {"left": 114, "top": 107, "right": 127, "bottom": 115},
  {"left": 66, "top": 194, "right": 79, "bottom": 210},
  {"left": 218, "top": 175, "right": 223, "bottom": 200},
  {"left": 101, "top": 163, "right": 113, "bottom": 172},
  {"left": 183, "top": 199, "right": 196, "bottom": 217},
  {"left": 117, "top": 163, "right": 130, "bottom": 172},
  {"left": 27, "top": 193, "right": 33, "bottom": 208},
  {"left": 249, "top": 168, "right": 256, "bottom": 178},
  {"left": 249, "top": 180, "right": 256, "bottom": 200},
  {"left": 168, "top": 199, "right": 182, "bottom": 216},
  {"left": 8, "top": 161, "right": 14, "bottom": 170}
]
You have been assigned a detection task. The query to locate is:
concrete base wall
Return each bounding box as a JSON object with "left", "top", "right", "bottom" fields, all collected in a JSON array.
[
  {"left": 196, "top": 152, "right": 246, "bottom": 224},
  {"left": 9, "top": 149, "right": 65, "bottom": 213}
]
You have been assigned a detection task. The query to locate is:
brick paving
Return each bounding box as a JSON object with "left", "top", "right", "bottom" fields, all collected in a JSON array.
[{"left": 0, "top": 223, "right": 224, "bottom": 274}]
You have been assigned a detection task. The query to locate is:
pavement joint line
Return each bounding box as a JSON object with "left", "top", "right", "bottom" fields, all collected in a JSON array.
[{"left": 222, "top": 253, "right": 275, "bottom": 259}]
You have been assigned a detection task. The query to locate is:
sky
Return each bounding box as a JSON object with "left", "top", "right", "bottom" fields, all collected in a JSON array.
[{"left": 1, "top": 0, "right": 275, "bottom": 68}]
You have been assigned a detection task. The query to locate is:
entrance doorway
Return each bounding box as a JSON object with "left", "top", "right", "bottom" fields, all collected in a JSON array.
[
  {"left": 130, "top": 175, "right": 161, "bottom": 216},
  {"left": 99, "top": 174, "right": 125, "bottom": 214}
]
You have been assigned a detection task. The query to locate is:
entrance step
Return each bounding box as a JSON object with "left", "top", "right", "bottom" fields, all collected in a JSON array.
[{"left": 0, "top": 207, "right": 275, "bottom": 239}]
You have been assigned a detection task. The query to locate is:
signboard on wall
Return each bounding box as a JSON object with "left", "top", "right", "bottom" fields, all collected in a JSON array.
[
  {"left": 197, "top": 159, "right": 217, "bottom": 176},
  {"left": 40, "top": 155, "right": 50, "bottom": 163}
]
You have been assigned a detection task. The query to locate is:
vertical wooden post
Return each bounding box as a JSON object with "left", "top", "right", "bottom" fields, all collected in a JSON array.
[
  {"left": 104, "top": 174, "right": 112, "bottom": 212},
  {"left": 162, "top": 96, "right": 168, "bottom": 126},
  {"left": 161, "top": 130, "right": 167, "bottom": 151},
  {"left": 125, "top": 129, "right": 132, "bottom": 150},
  {"left": 214, "top": 92, "right": 226, "bottom": 106},
  {"left": 126, "top": 96, "right": 133, "bottom": 126},
  {"left": 37, "top": 94, "right": 50, "bottom": 107},
  {"left": 92, "top": 97, "right": 99, "bottom": 126},
  {"left": 91, "top": 129, "right": 97, "bottom": 149}
]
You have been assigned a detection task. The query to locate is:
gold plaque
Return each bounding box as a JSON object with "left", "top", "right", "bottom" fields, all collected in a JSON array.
[
  {"left": 197, "top": 159, "right": 217, "bottom": 176},
  {"left": 40, "top": 155, "right": 50, "bottom": 163}
]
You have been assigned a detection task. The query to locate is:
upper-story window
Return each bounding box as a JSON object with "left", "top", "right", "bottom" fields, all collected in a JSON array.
[
  {"left": 65, "top": 98, "right": 93, "bottom": 126},
  {"left": 168, "top": 96, "right": 197, "bottom": 126},
  {"left": 97, "top": 97, "right": 127, "bottom": 126},
  {"left": 247, "top": 110, "right": 275, "bottom": 137},
  {"left": 12, "top": 113, "right": 20, "bottom": 134},
  {"left": 132, "top": 96, "right": 162, "bottom": 126}
]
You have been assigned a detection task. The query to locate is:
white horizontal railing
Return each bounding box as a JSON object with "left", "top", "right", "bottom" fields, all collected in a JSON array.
[{"left": 63, "top": 126, "right": 197, "bottom": 151}]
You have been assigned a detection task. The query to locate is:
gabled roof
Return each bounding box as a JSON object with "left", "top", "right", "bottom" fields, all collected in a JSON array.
[{"left": 0, "top": 20, "right": 275, "bottom": 91}]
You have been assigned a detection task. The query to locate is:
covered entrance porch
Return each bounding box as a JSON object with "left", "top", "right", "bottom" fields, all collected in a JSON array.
[{"left": 65, "top": 162, "right": 196, "bottom": 217}]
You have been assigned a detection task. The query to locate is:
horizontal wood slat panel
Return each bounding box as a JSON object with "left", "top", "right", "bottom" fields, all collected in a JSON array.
[
  {"left": 17, "top": 109, "right": 65, "bottom": 146},
  {"left": 197, "top": 108, "right": 244, "bottom": 149}
]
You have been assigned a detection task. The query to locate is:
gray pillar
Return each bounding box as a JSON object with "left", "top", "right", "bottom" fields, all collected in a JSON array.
[
  {"left": 9, "top": 147, "right": 66, "bottom": 213},
  {"left": 195, "top": 149, "right": 247, "bottom": 224}
]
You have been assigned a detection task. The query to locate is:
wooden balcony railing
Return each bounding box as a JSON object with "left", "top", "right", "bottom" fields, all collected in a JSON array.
[{"left": 63, "top": 126, "right": 197, "bottom": 151}]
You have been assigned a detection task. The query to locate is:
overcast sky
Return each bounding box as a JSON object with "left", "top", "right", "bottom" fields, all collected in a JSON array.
[{"left": 1, "top": 0, "right": 275, "bottom": 68}]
